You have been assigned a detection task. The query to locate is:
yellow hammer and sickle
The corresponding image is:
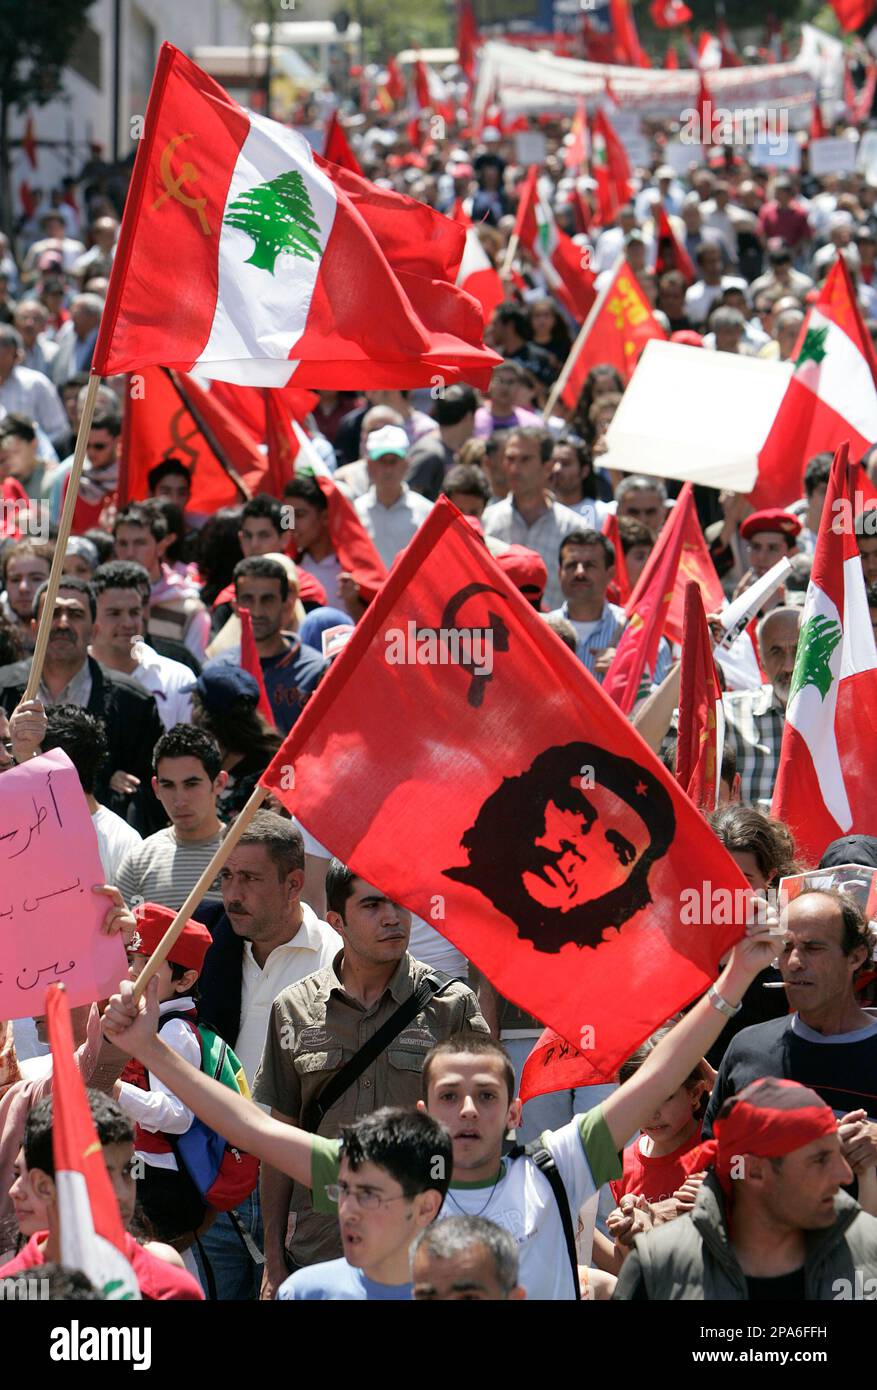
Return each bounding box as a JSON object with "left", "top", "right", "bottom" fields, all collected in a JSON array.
[{"left": 152, "top": 134, "right": 211, "bottom": 235}]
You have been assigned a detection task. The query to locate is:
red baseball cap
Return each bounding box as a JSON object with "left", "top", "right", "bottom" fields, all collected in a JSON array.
[
  {"left": 740, "top": 508, "right": 802, "bottom": 542},
  {"left": 495, "top": 544, "right": 547, "bottom": 609},
  {"left": 129, "top": 904, "right": 212, "bottom": 974}
]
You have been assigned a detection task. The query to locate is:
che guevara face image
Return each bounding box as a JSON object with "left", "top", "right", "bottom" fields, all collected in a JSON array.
[{"left": 444, "top": 742, "right": 675, "bottom": 953}]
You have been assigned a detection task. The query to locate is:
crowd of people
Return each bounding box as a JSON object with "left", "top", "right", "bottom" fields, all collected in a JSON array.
[{"left": 1, "top": 49, "right": 877, "bottom": 1308}]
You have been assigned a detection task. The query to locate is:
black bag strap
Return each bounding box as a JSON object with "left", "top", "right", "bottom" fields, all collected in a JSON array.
[
  {"left": 508, "top": 1139, "right": 582, "bottom": 1301},
  {"left": 299, "top": 973, "right": 460, "bottom": 1134}
]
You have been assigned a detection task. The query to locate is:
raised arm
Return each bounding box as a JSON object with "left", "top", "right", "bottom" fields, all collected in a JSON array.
[{"left": 102, "top": 978, "right": 315, "bottom": 1188}]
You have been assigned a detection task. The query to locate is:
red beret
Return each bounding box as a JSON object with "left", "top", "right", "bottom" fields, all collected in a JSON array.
[
  {"left": 130, "top": 903, "right": 212, "bottom": 974},
  {"left": 740, "top": 508, "right": 803, "bottom": 542},
  {"left": 495, "top": 544, "right": 547, "bottom": 607}
]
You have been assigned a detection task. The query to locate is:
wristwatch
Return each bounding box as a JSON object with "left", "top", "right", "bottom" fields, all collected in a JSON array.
[{"left": 708, "top": 983, "right": 742, "bottom": 1018}]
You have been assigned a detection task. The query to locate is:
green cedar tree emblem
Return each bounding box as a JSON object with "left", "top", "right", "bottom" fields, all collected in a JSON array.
[
  {"left": 795, "top": 324, "right": 829, "bottom": 370},
  {"left": 224, "top": 170, "right": 322, "bottom": 275},
  {"left": 788, "top": 612, "right": 842, "bottom": 703}
]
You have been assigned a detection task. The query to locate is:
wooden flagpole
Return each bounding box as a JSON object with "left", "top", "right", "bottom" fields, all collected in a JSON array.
[
  {"left": 24, "top": 372, "right": 103, "bottom": 702},
  {"left": 130, "top": 782, "right": 269, "bottom": 1000}
]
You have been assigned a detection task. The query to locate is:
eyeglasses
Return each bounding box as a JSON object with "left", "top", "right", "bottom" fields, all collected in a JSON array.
[{"left": 324, "top": 1183, "right": 409, "bottom": 1211}]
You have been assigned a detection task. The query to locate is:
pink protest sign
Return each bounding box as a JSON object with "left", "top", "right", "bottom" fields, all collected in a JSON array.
[{"left": 0, "top": 748, "right": 127, "bottom": 1019}]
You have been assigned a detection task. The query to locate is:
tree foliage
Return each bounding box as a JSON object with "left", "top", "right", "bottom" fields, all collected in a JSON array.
[{"left": 0, "top": 0, "right": 97, "bottom": 112}]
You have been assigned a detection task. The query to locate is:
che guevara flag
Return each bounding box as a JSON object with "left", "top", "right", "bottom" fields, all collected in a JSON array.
[
  {"left": 120, "top": 366, "right": 276, "bottom": 510},
  {"left": 560, "top": 259, "right": 665, "bottom": 410},
  {"left": 771, "top": 443, "right": 877, "bottom": 863},
  {"left": 93, "top": 44, "right": 500, "bottom": 389},
  {"left": 47, "top": 985, "right": 140, "bottom": 1300},
  {"left": 260, "top": 499, "right": 749, "bottom": 1083},
  {"left": 675, "top": 582, "right": 725, "bottom": 812}
]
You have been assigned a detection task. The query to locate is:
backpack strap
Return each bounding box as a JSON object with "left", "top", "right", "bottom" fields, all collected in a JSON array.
[
  {"left": 508, "top": 1138, "right": 582, "bottom": 1301},
  {"left": 299, "top": 973, "right": 461, "bottom": 1134}
]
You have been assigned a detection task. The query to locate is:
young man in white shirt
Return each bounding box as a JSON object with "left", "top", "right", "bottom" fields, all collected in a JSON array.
[
  {"left": 90, "top": 561, "right": 194, "bottom": 730},
  {"left": 103, "top": 913, "right": 781, "bottom": 1300}
]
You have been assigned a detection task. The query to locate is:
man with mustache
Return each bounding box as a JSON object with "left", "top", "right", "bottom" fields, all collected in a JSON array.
[{"left": 721, "top": 606, "right": 800, "bottom": 810}]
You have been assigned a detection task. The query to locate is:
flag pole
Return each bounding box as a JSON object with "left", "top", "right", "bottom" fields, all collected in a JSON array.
[
  {"left": 542, "top": 256, "right": 622, "bottom": 422},
  {"left": 130, "top": 781, "right": 269, "bottom": 1001},
  {"left": 23, "top": 372, "right": 103, "bottom": 702},
  {"left": 500, "top": 232, "right": 519, "bottom": 278}
]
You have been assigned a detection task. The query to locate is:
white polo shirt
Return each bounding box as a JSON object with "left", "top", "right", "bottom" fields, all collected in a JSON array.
[{"left": 236, "top": 903, "right": 342, "bottom": 1086}]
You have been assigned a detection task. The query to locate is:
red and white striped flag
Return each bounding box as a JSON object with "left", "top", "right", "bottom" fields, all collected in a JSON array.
[
  {"left": 772, "top": 444, "right": 877, "bottom": 863},
  {"left": 93, "top": 45, "right": 499, "bottom": 390},
  {"left": 47, "top": 985, "right": 140, "bottom": 1300},
  {"left": 514, "top": 165, "right": 595, "bottom": 323}
]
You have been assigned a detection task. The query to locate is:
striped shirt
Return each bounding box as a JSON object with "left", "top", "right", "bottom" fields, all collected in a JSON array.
[
  {"left": 116, "top": 825, "right": 224, "bottom": 912},
  {"left": 548, "top": 600, "right": 627, "bottom": 679},
  {"left": 721, "top": 683, "right": 786, "bottom": 810}
]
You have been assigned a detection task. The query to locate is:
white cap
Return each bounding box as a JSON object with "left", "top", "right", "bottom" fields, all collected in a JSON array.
[{"left": 366, "top": 424, "right": 409, "bottom": 459}]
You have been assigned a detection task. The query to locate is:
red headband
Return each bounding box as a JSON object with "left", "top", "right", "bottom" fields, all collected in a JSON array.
[{"left": 700, "top": 1082, "right": 837, "bottom": 1194}]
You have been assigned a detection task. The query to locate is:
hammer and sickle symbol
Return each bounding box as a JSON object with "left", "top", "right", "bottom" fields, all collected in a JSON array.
[{"left": 152, "top": 134, "right": 211, "bottom": 234}]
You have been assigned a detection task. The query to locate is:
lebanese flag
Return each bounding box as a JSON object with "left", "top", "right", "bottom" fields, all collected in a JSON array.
[
  {"left": 457, "top": 0, "right": 479, "bottom": 80},
  {"left": 696, "top": 31, "right": 722, "bottom": 70},
  {"left": 591, "top": 110, "right": 632, "bottom": 227},
  {"left": 602, "top": 483, "right": 696, "bottom": 715},
  {"left": 676, "top": 583, "right": 725, "bottom": 812},
  {"left": 829, "top": 0, "right": 876, "bottom": 32},
  {"left": 654, "top": 203, "right": 696, "bottom": 284},
  {"left": 514, "top": 165, "right": 595, "bottom": 323},
  {"left": 323, "top": 111, "right": 363, "bottom": 176},
  {"left": 564, "top": 99, "right": 589, "bottom": 173},
  {"left": 451, "top": 200, "right": 505, "bottom": 325},
  {"left": 649, "top": 0, "right": 693, "bottom": 27},
  {"left": 664, "top": 500, "right": 724, "bottom": 645},
  {"left": 750, "top": 257, "right": 877, "bottom": 510},
  {"left": 603, "top": 511, "right": 632, "bottom": 603},
  {"left": 239, "top": 606, "right": 277, "bottom": 727},
  {"left": 120, "top": 367, "right": 276, "bottom": 512},
  {"left": 259, "top": 498, "right": 749, "bottom": 1082},
  {"left": 560, "top": 259, "right": 666, "bottom": 412},
  {"left": 22, "top": 114, "right": 37, "bottom": 169},
  {"left": 772, "top": 444, "right": 877, "bottom": 863},
  {"left": 290, "top": 449, "right": 388, "bottom": 602},
  {"left": 47, "top": 986, "right": 140, "bottom": 1300},
  {"left": 93, "top": 44, "right": 498, "bottom": 390},
  {"left": 606, "top": 264, "right": 877, "bottom": 504}
]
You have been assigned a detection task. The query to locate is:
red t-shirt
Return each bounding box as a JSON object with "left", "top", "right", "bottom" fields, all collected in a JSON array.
[
  {"left": 0, "top": 1231, "right": 204, "bottom": 1300},
  {"left": 610, "top": 1127, "right": 712, "bottom": 1205}
]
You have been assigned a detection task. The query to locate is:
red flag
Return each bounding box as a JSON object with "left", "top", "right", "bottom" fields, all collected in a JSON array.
[
  {"left": 520, "top": 1028, "right": 604, "bottom": 1102},
  {"left": 209, "top": 379, "right": 317, "bottom": 446},
  {"left": 22, "top": 114, "right": 37, "bottom": 169},
  {"left": 451, "top": 200, "right": 505, "bottom": 324},
  {"left": 414, "top": 59, "right": 431, "bottom": 111},
  {"left": 260, "top": 498, "right": 749, "bottom": 1081},
  {"left": 675, "top": 583, "right": 724, "bottom": 811},
  {"left": 654, "top": 203, "right": 696, "bottom": 284},
  {"left": 47, "top": 986, "right": 140, "bottom": 1299},
  {"left": 457, "top": 0, "right": 479, "bottom": 80},
  {"left": 591, "top": 109, "right": 632, "bottom": 227},
  {"left": 664, "top": 44, "right": 680, "bottom": 70},
  {"left": 514, "top": 165, "right": 595, "bottom": 323},
  {"left": 717, "top": 20, "right": 742, "bottom": 67},
  {"left": 698, "top": 74, "right": 718, "bottom": 146},
  {"left": 602, "top": 510, "right": 632, "bottom": 603},
  {"left": 263, "top": 390, "right": 300, "bottom": 496},
  {"left": 663, "top": 494, "right": 725, "bottom": 645},
  {"left": 323, "top": 111, "right": 363, "bottom": 175},
  {"left": 239, "top": 606, "right": 277, "bottom": 727},
  {"left": 810, "top": 101, "right": 828, "bottom": 141},
  {"left": 560, "top": 259, "right": 666, "bottom": 412},
  {"left": 830, "top": 0, "right": 876, "bottom": 32},
  {"left": 603, "top": 484, "right": 696, "bottom": 715},
  {"left": 856, "top": 61, "right": 877, "bottom": 122},
  {"left": 650, "top": 0, "right": 693, "bottom": 27},
  {"left": 386, "top": 56, "right": 406, "bottom": 103},
  {"left": 610, "top": 0, "right": 649, "bottom": 66},
  {"left": 18, "top": 181, "right": 37, "bottom": 219},
  {"left": 120, "top": 367, "right": 272, "bottom": 512}
]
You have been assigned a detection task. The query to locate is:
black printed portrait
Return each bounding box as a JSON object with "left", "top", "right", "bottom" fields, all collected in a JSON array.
[{"left": 444, "top": 742, "right": 676, "bottom": 953}]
